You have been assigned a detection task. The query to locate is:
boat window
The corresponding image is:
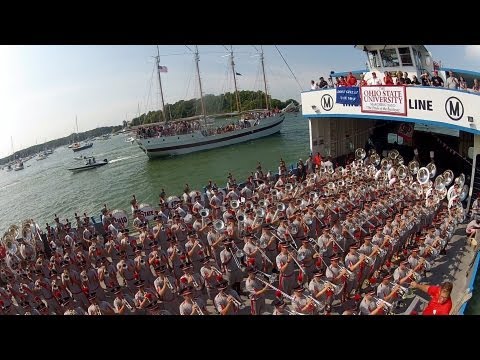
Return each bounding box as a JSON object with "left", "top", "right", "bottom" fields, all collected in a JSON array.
[
  {"left": 380, "top": 48, "right": 400, "bottom": 67},
  {"left": 398, "top": 47, "right": 413, "bottom": 66},
  {"left": 387, "top": 133, "right": 403, "bottom": 145},
  {"left": 368, "top": 50, "right": 381, "bottom": 68}
]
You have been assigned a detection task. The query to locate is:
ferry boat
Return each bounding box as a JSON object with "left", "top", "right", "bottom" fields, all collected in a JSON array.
[
  {"left": 135, "top": 46, "right": 284, "bottom": 158},
  {"left": 301, "top": 44, "right": 480, "bottom": 314}
]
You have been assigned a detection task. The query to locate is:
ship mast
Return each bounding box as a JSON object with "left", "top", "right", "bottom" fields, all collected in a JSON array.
[
  {"left": 156, "top": 45, "right": 168, "bottom": 123},
  {"left": 260, "top": 45, "right": 270, "bottom": 111},
  {"left": 230, "top": 46, "right": 241, "bottom": 114},
  {"left": 194, "top": 45, "right": 207, "bottom": 126}
]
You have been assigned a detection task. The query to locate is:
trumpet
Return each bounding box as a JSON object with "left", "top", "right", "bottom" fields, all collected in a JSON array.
[
  {"left": 317, "top": 278, "right": 342, "bottom": 295},
  {"left": 227, "top": 294, "right": 245, "bottom": 309},
  {"left": 192, "top": 300, "right": 204, "bottom": 315},
  {"left": 389, "top": 281, "right": 411, "bottom": 299},
  {"left": 305, "top": 291, "right": 324, "bottom": 309},
  {"left": 285, "top": 308, "right": 306, "bottom": 315},
  {"left": 164, "top": 276, "right": 174, "bottom": 292},
  {"left": 373, "top": 296, "right": 394, "bottom": 314},
  {"left": 338, "top": 265, "right": 354, "bottom": 281}
]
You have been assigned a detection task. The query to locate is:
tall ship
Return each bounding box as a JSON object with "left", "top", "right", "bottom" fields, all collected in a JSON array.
[
  {"left": 301, "top": 44, "right": 480, "bottom": 314},
  {"left": 135, "top": 46, "right": 285, "bottom": 158}
]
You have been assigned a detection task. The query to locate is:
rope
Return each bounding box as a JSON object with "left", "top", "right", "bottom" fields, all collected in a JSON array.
[
  {"left": 431, "top": 132, "right": 473, "bottom": 166},
  {"left": 274, "top": 45, "right": 304, "bottom": 92}
]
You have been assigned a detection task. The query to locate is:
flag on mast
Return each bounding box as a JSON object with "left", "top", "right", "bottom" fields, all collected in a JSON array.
[
  {"left": 235, "top": 72, "right": 242, "bottom": 76},
  {"left": 158, "top": 65, "right": 168, "bottom": 73}
]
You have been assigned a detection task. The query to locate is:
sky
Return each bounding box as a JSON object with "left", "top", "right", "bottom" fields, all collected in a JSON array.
[{"left": 0, "top": 45, "right": 479, "bottom": 159}]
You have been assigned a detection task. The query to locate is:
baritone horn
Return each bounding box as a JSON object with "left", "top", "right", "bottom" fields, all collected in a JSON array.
[
  {"left": 397, "top": 164, "right": 408, "bottom": 180},
  {"left": 285, "top": 183, "right": 293, "bottom": 192},
  {"left": 442, "top": 170, "right": 454, "bottom": 187},
  {"left": 416, "top": 167, "right": 430, "bottom": 184},
  {"left": 426, "top": 162, "right": 437, "bottom": 178},
  {"left": 230, "top": 200, "right": 239, "bottom": 209},
  {"left": 213, "top": 220, "right": 225, "bottom": 232},
  {"left": 355, "top": 148, "right": 366, "bottom": 160},
  {"left": 408, "top": 160, "right": 419, "bottom": 175}
]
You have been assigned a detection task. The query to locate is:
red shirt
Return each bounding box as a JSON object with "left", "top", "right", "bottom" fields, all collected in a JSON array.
[
  {"left": 346, "top": 75, "right": 357, "bottom": 86},
  {"left": 422, "top": 286, "right": 452, "bottom": 315}
]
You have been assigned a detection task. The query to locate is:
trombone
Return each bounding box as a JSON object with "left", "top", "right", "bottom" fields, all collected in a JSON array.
[
  {"left": 254, "top": 274, "right": 294, "bottom": 301},
  {"left": 230, "top": 242, "right": 247, "bottom": 272},
  {"left": 252, "top": 235, "right": 274, "bottom": 265},
  {"left": 388, "top": 281, "right": 411, "bottom": 299}
]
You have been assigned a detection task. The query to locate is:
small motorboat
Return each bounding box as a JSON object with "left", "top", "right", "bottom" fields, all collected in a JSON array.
[
  {"left": 74, "top": 155, "right": 94, "bottom": 161},
  {"left": 68, "top": 158, "right": 108, "bottom": 172}
]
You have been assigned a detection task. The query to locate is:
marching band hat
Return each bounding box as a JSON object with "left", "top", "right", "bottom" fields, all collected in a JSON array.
[
  {"left": 383, "top": 274, "right": 392, "bottom": 281},
  {"left": 180, "top": 263, "right": 193, "bottom": 271},
  {"left": 386, "top": 217, "right": 393, "bottom": 221},
  {"left": 293, "top": 284, "right": 305, "bottom": 292},
  {"left": 187, "top": 230, "right": 195, "bottom": 236},
  {"left": 135, "top": 245, "right": 143, "bottom": 252},
  {"left": 217, "top": 280, "right": 229, "bottom": 290},
  {"left": 312, "top": 269, "right": 324, "bottom": 277},
  {"left": 323, "top": 228, "right": 330, "bottom": 232},
  {"left": 134, "top": 280, "right": 145, "bottom": 288},
  {"left": 299, "top": 236, "right": 308, "bottom": 242},
  {"left": 37, "top": 302, "right": 47, "bottom": 311},
  {"left": 349, "top": 243, "right": 359, "bottom": 250},
  {"left": 111, "top": 286, "right": 122, "bottom": 294},
  {"left": 155, "top": 265, "right": 167, "bottom": 273},
  {"left": 222, "top": 238, "right": 232, "bottom": 245},
  {"left": 180, "top": 287, "right": 193, "bottom": 296},
  {"left": 411, "top": 247, "right": 419, "bottom": 252},
  {"left": 280, "top": 242, "right": 289, "bottom": 248},
  {"left": 247, "top": 266, "right": 257, "bottom": 274},
  {"left": 400, "top": 260, "right": 408, "bottom": 266},
  {"left": 366, "top": 290, "right": 376, "bottom": 296},
  {"left": 364, "top": 235, "right": 372, "bottom": 241},
  {"left": 87, "top": 293, "right": 96, "bottom": 300},
  {"left": 202, "top": 256, "right": 212, "bottom": 264},
  {"left": 330, "top": 255, "right": 339, "bottom": 261},
  {"left": 272, "top": 299, "right": 285, "bottom": 307},
  {"left": 262, "top": 223, "right": 270, "bottom": 229},
  {"left": 245, "top": 209, "right": 253, "bottom": 214},
  {"left": 376, "top": 227, "right": 382, "bottom": 232}
]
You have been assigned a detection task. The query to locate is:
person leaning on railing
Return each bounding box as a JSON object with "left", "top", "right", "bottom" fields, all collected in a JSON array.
[{"left": 410, "top": 281, "right": 453, "bottom": 315}]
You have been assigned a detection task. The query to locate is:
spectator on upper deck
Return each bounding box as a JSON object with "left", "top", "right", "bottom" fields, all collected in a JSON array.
[
  {"left": 346, "top": 72, "right": 357, "bottom": 86},
  {"left": 327, "top": 77, "right": 334, "bottom": 88},
  {"left": 403, "top": 72, "right": 412, "bottom": 85},
  {"left": 318, "top": 77, "right": 328, "bottom": 89},
  {"left": 395, "top": 71, "right": 405, "bottom": 85},
  {"left": 459, "top": 76, "right": 467, "bottom": 90},
  {"left": 383, "top": 71, "right": 394, "bottom": 85},
  {"left": 445, "top": 71, "right": 459, "bottom": 89},
  {"left": 359, "top": 74, "right": 367, "bottom": 86},
  {"left": 310, "top": 80, "right": 317, "bottom": 90},
  {"left": 421, "top": 73, "right": 431, "bottom": 86},
  {"left": 337, "top": 76, "right": 348, "bottom": 87},
  {"left": 472, "top": 78, "right": 480, "bottom": 92},
  {"left": 411, "top": 75, "right": 421, "bottom": 85},
  {"left": 430, "top": 70, "right": 444, "bottom": 87},
  {"left": 368, "top": 72, "right": 382, "bottom": 86}
]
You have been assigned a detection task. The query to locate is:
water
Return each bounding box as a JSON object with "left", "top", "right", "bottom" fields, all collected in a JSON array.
[{"left": 0, "top": 113, "right": 309, "bottom": 231}]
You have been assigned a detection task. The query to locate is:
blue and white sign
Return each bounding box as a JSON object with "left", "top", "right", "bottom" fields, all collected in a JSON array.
[{"left": 336, "top": 87, "right": 361, "bottom": 106}]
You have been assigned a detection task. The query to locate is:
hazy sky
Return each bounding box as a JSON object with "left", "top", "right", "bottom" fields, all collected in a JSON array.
[{"left": 1, "top": 45, "right": 479, "bottom": 158}]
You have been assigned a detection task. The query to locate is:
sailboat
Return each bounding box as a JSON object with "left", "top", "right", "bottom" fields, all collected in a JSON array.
[
  {"left": 135, "top": 46, "right": 285, "bottom": 158},
  {"left": 71, "top": 116, "right": 93, "bottom": 152}
]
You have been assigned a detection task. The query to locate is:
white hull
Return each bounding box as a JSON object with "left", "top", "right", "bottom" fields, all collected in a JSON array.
[{"left": 137, "top": 114, "right": 285, "bottom": 157}]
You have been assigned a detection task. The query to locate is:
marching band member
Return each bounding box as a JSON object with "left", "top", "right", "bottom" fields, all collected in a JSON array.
[
  {"left": 206, "top": 221, "right": 225, "bottom": 267},
  {"left": 376, "top": 274, "right": 400, "bottom": 304},
  {"left": 209, "top": 188, "right": 223, "bottom": 220},
  {"left": 133, "top": 279, "right": 158, "bottom": 314},
  {"left": 200, "top": 256, "right": 223, "bottom": 301},
  {"left": 219, "top": 239, "right": 244, "bottom": 296},
  {"left": 275, "top": 243, "right": 296, "bottom": 296},
  {"left": 244, "top": 267, "right": 269, "bottom": 315},
  {"left": 62, "top": 297, "right": 87, "bottom": 315},
  {"left": 393, "top": 260, "right": 411, "bottom": 285},
  {"left": 243, "top": 234, "right": 263, "bottom": 269},
  {"left": 325, "top": 255, "right": 347, "bottom": 302},
  {"left": 179, "top": 263, "right": 205, "bottom": 302},
  {"left": 297, "top": 238, "right": 315, "bottom": 282},
  {"left": 87, "top": 293, "right": 115, "bottom": 315},
  {"left": 359, "top": 290, "right": 385, "bottom": 315},
  {"left": 185, "top": 232, "right": 205, "bottom": 272},
  {"left": 61, "top": 268, "right": 89, "bottom": 308},
  {"left": 214, "top": 280, "right": 243, "bottom": 315},
  {"left": 344, "top": 244, "right": 365, "bottom": 294},
  {"left": 179, "top": 286, "right": 209, "bottom": 315},
  {"left": 291, "top": 284, "right": 316, "bottom": 315},
  {"left": 308, "top": 269, "right": 330, "bottom": 312},
  {"left": 153, "top": 265, "right": 180, "bottom": 315},
  {"left": 116, "top": 252, "right": 137, "bottom": 289},
  {"left": 272, "top": 298, "right": 289, "bottom": 315},
  {"left": 112, "top": 286, "right": 136, "bottom": 315}
]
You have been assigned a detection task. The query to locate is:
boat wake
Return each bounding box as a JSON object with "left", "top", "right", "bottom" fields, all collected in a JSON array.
[{"left": 109, "top": 155, "right": 142, "bottom": 164}]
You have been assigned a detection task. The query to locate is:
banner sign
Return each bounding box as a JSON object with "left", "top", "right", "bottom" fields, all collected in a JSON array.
[
  {"left": 360, "top": 86, "right": 407, "bottom": 116},
  {"left": 336, "top": 86, "right": 361, "bottom": 106}
]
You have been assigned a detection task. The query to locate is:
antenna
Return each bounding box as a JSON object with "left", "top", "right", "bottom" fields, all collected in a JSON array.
[{"left": 156, "top": 45, "right": 167, "bottom": 122}]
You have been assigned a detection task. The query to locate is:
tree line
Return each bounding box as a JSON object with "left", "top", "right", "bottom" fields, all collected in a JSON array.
[{"left": 130, "top": 90, "right": 299, "bottom": 126}]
